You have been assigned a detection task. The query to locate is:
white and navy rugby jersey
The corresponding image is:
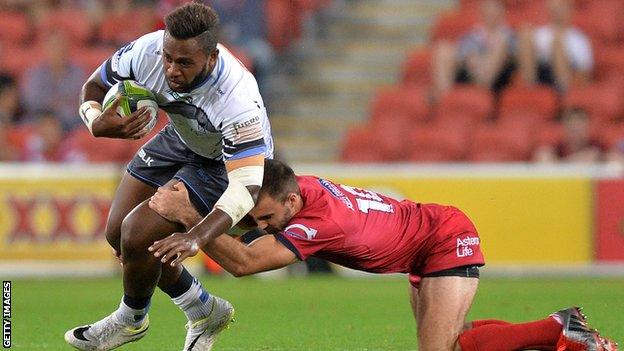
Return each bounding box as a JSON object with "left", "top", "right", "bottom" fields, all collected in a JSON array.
[{"left": 100, "top": 30, "right": 274, "bottom": 161}]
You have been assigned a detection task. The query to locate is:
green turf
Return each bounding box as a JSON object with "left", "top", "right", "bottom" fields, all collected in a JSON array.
[{"left": 9, "top": 276, "right": 624, "bottom": 350}]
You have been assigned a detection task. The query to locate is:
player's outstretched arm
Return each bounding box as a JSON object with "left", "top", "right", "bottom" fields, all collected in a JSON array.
[
  {"left": 78, "top": 67, "right": 152, "bottom": 139},
  {"left": 150, "top": 230, "right": 298, "bottom": 276}
]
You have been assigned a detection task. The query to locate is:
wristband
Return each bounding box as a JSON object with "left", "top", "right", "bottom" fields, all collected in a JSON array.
[{"left": 79, "top": 101, "right": 103, "bottom": 135}]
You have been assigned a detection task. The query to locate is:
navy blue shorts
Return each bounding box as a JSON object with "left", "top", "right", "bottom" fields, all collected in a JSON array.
[{"left": 127, "top": 124, "right": 228, "bottom": 216}]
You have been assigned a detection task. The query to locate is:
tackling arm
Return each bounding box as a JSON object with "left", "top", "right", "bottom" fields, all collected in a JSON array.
[{"left": 204, "top": 234, "right": 298, "bottom": 277}]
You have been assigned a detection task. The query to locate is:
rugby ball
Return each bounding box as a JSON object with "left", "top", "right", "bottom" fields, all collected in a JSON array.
[{"left": 102, "top": 80, "right": 158, "bottom": 134}]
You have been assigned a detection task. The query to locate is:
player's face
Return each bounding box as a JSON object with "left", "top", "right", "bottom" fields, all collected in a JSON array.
[
  {"left": 162, "top": 32, "right": 218, "bottom": 92},
  {"left": 249, "top": 193, "right": 299, "bottom": 234}
]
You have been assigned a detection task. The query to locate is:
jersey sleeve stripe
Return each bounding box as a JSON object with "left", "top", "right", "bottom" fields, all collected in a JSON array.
[
  {"left": 100, "top": 62, "right": 113, "bottom": 88},
  {"left": 227, "top": 145, "right": 266, "bottom": 161},
  {"left": 274, "top": 233, "right": 303, "bottom": 260}
]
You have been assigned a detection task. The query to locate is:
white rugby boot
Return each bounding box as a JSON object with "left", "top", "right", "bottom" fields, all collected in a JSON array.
[
  {"left": 64, "top": 313, "right": 149, "bottom": 351},
  {"left": 183, "top": 296, "right": 234, "bottom": 350}
]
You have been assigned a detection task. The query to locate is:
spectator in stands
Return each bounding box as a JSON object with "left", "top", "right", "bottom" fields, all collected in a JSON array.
[
  {"left": 21, "top": 30, "right": 86, "bottom": 132},
  {"left": 533, "top": 107, "right": 605, "bottom": 163},
  {"left": 518, "top": 0, "right": 592, "bottom": 92},
  {"left": 432, "top": 0, "right": 516, "bottom": 99},
  {"left": 0, "top": 74, "right": 22, "bottom": 125}
]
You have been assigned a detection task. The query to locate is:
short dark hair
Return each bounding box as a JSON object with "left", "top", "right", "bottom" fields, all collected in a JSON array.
[
  {"left": 261, "top": 159, "right": 300, "bottom": 202},
  {"left": 164, "top": 1, "right": 219, "bottom": 53}
]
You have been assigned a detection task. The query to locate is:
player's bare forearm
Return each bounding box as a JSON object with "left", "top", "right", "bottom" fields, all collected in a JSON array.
[
  {"left": 187, "top": 208, "right": 233, "bottom": 246},
  {"left": 204, "top": 234, "right": 297, "bottom": 277},
  {"left": 80, "top": 68, "right": 108, "bottom": 105}
]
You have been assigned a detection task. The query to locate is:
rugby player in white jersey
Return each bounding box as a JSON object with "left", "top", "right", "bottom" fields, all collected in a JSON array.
[{"left": 65, "top": 2, "right": 273, "bottom": 350}]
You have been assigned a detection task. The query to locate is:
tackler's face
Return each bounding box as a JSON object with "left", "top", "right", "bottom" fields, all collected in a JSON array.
[
  {"left": 249, "top": 194, "right": 299, "bottom": 234},
  {"left": 162, "top": 32, "right": 218, "bottom": 92}
]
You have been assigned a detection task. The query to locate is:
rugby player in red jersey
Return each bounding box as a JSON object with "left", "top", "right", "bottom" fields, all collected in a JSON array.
[{"left": 149, "top": 159, "right": 617, "bottom": 351}]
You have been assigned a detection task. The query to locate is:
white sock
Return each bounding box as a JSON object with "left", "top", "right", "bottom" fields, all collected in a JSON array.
[
  {"left": 114, "top": 299, "right": 149, "bottom": 328},
  {"left": 171, "top": 278, "right": 214, "bottom": 322}
]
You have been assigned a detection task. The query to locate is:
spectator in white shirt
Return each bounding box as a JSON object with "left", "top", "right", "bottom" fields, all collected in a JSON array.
[{"left": 518, "top": 0, "right": 593, "bottom": 92}]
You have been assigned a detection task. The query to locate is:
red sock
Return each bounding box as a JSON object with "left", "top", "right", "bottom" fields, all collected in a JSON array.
[
  {"left": 471, "top": 319, "right": 512, "bottom": 328},
  {"left": 458, "top": 316, "right": 562, "bottom": 351}
]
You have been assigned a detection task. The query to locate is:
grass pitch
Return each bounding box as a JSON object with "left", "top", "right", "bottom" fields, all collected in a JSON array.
[{"left": 10, "top": 275, "right": 624, "bottom": 350}]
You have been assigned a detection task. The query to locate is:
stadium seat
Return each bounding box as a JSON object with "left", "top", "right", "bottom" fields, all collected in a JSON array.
[
  {"left": 597, "top": 122, "right": 624, "bottom": 151},
  {"left": 407, "top": 121, "right": 469, "bottom": 162},
  {"left": 369, "top": 86, "right": 430, "bottom": 127},
  {"left": 563, "top": 83, "right": 624, "bottom": 124},
  {"left": 573, "top": 0, "right": 624, "bottom": 44},
  {"left": 594, "top": 46, "right": 624, "bottom": 83},
  {"left": 37, "top": 9, "right": 92, "bottom": 45},
  {"left": 0, "top": 44, "right": 44, "bottom": 80},
  {"left": 534, "top": 121, "right": 565, "bottom": 149},
  {"left": 506, "top": 0, "right": 548, "bottom": 27},
  {"left": 0, "top": 11, "right": 31, "bottom": 46},
  {"left": 265, "top": 0, "right": 301, "bottom": 51},
  {"left": 71, "top": 46, "right": 115, "bottom": 74},
  {"left": 434, "top": 86, "right": 494, "bottom": 126},
  {"left": 430, "top": 11, "right": 477, "bottom": 42},
  {"left": 467, "top": 120, "right": 534, "bottom": 162},
  {"left": 340, "top": 125, "right": 387, "bottom": 163},
  {"left": 499, "top": 85, "right": 559, "bottom": 122},
  {"left": 99, "top": 9, "right": 158, "bottom": 46},
  {"left": 65, "top": 129, "right": 134, "bottom": 163},
  {"left": 6, "top": 125, "right": 36, "bottom": 157},
  {"left": 402, "top": 49, "right": 432, "bottom": 87}
]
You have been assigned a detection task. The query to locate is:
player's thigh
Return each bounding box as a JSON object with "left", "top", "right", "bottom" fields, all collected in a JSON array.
[
  {"left": 105, "top": 172, "right": 157, "bottom": 250},
  {"left": 413, "top": 276, "right": 478, "bottom": 351}
]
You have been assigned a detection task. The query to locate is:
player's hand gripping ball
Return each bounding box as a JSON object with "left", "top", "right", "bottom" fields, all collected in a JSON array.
[{"left": 103, "top": 80, "right": 158, "bottom": 134}]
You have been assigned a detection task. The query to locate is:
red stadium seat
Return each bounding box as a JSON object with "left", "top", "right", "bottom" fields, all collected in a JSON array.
[
  {"left": 6, "top": 125, "right": 36, "bottom": 156},
  {"left": 0, "top": 11, "right": 31, "bottom": 46},
  {"left": 499, "top": 85, "right": 559, "bottom": 122},
  {"left": 407, "top": 121, "right": 469, "bottom": 162},
  {"left": 0, "top": 44, "right": 44, "bottom": 80},
  {"left": 563, "top": 83, "right": 624, "bottom": 124},
  {"left": 265, "top": 0, "right": 300, "bottom": 51},
  {"left": 402, "top": 49, "right": 432, "bottom": 86},
  {"left": 534, "top": 121, "right": 565, "bottom": 148},
  {"left": 72, "top": 46, "right": 115, "bottom": 74},
  {"left": 597, "top": 122, "right": 624, "bottom": 150},
  {"left": 434, "top": 86, "right": 494, "bottom": 126},
  {"left": 340, "top": 125, "right": 387, "bottom": 163},
  {"left": 99, "top": 9, "right": 158, "bottom": 45},
  {"left": 65, "top": 129, "right": 133, "bottom": 163},
  {"left": 369, "top": 86, "right": 430, "bottom": 127},
  {"left": 37, "top": 9, "right": 92, "bottom": 45},
  {"left": 573, "top": 0, "right": 624, "bottom": 44},
  {"left": 430, "top": 11, "right": 477, "bottom": 42},
  {"left": 467, "top": 120, "right": 534, "bottom": 162},
  {"left": 594, "top": 46, "right": 624, "bottom": 83}
]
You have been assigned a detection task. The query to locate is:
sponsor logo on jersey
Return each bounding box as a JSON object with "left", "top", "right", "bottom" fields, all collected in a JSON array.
[
  {"left": 456, "top": 236, "right": 480, "bottom": 258},
  {"left": 284, "top": 223, "right": 318, "bottom": 240},
  {"left": 233, "top": 116, "right": 260, "bottom": 134},
  {"left": 318, "top": 179, "right": 354, "bottom": 210}
]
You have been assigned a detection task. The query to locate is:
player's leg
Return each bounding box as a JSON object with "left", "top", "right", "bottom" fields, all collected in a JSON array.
[
  {"left": 411, "top": 275, "right": 478, "bottom": 351},
  {"left": 104, "top": 172, "right": 157, "bottom": 256},
  {"left": 459, "top": 306, "right": 618, "bottom": 351}
]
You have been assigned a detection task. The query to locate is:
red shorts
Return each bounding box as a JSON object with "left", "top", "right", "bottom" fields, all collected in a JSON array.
[{"left": 408, "top": 206, "right": 485, "bottom": 288}]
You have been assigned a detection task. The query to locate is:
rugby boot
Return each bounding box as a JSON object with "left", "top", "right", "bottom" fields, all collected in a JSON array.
[
  {"left": 183, "top": 296, "right": 234, "bottom": 350},
  {"left": 553, "top": 306, "right": 617, "bottom": 351},
  {"left": 65, "top": 313, "right": 149, "bottom": 351}
]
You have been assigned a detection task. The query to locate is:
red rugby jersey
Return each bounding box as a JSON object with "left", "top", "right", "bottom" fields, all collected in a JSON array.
[{"left": 275, "top": 176, "right": 474, "bottom": 274}]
